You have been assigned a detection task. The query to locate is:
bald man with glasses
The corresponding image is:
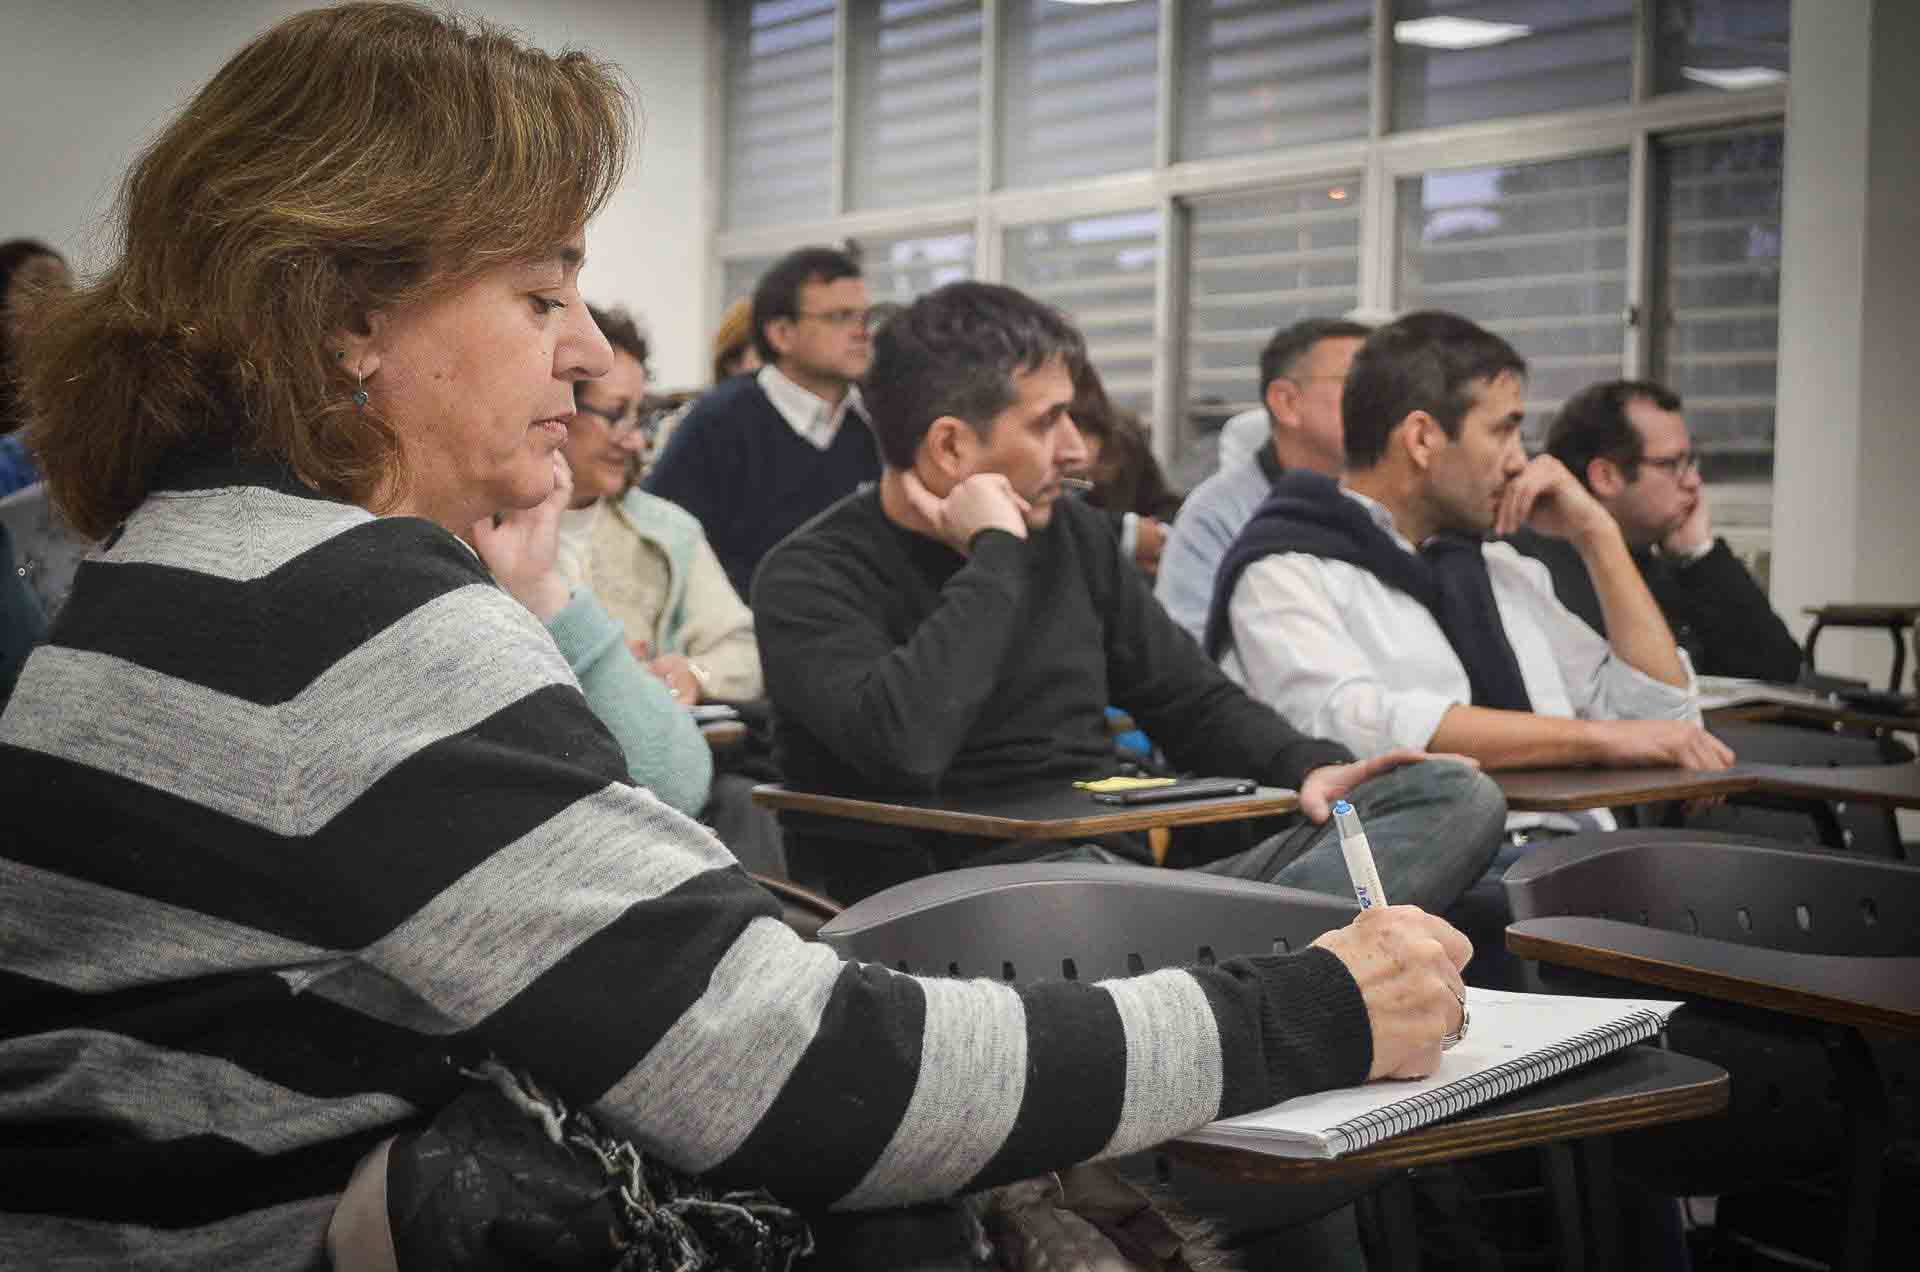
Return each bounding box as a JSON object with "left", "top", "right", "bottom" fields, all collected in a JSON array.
[{"left": 1513, "top": 379, "right": 1804, "bottom": 682}]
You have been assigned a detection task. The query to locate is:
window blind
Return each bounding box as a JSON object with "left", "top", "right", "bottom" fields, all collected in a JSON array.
[
  {"left": 1004, "top": 209, "right": 1160, "bottom": 413},
  {"left": 1000, "top": 0, "right": 1160, "bottom": 189},
  {"left": 1653, "top": 129, "right": 1782, "bottom": 483},
  {"left": 1392, "top": 0, "right": 1632, "bottom": 132},
  {"left": 1399, "top": 151, "right": 1631, "bottom": 434},
  {"left": 1178, "top": 0, "right": 1372, "bottom": 160},
  {"left": 1180, "top": 180, "right": 1363, "bottom": 474},
  {"left": 853, "top": 228, "right": 976, "bottom": 304},
  {"left": 723, "top": 0, "right": 838, "bottom": 229},
  {"left": 847, "top": 0, "right": 983, "bottom": 210}
]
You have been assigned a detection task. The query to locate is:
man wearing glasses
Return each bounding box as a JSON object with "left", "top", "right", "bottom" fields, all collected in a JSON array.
[
  {"left": 1518, "top": 379, "right": 1804, "bottom": 682},
  {"left": 644, "top": 246, "right": 879, "bottom": 598}
]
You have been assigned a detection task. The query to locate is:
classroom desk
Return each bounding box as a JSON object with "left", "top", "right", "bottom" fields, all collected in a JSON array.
[
  {"left": 1707, "top": 700, "right": 1920, "bottom": 734},
  {"left": 1509, "top": 913, "right": 1920, "bottom": 1271},
  {"left": 1493, "top": 767, "right": 1758, "bottom": 813},
  {"left": 700, "top": 720, "right": 747, "bottom": 752},
  {"left": 751, "top": 781, "right": 1297, "bottom": 841},
  {"left": 1507, "top": 916, "right": 1920, "bottom": 1036},
  {"left": 1494, "top": 761, "right": 1920, "bottom": 814},
  {"left": 1166, "top": 1046, "right": 1728, "bottom": 1182},
  {"left": 1802, "top": 603, "right": 1920, "bottom": 692},
  {"left": 1168, "top": 1047, "right": 1728, "bottom": 1272},
  {"left": 1737, "top": 761, "right": 1920, "bottom": 810}
]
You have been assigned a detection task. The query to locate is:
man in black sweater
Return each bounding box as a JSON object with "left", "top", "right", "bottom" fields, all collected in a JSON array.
[
  {"left": 644, "top": 246, "right": 880, "bottom": 598},
  {"left": 1515, "top": 379, "right": 1804, "bottom": 682},
  {"left": 753, "top": 281, "right": 1506, "bottom": 906}
]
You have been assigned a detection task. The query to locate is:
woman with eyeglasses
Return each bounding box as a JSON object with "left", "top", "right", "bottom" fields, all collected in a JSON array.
[
  {"left": 551, "top": 305, "right": 761, "bottom": 707},
  {"left": 1, "top": 5, "right": 1466, "bottom": 1267}
]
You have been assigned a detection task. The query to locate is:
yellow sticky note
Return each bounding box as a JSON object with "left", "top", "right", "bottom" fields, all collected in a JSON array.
[{"left": 1072, "top": 776, "right": 1178, "bottom": 793}]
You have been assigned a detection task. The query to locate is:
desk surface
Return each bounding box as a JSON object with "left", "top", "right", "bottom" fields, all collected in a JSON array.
[
  {"left": 752, "top": 781, "right": 1298, "bottom": 841},
  {"left": 1508, "top": 915, "right": 1920, "bottom": 1036},
  {"left": 1738, "top": 761, "right": 1920, "bottom": 809},
  {"left": 1708, "top": 701, "right": 1920, "bottom": 733},
  {"left": 700, "top": 721, "right": 747, "bottom": 751},
  {"left": 1495, "top": 761, "right": 1920, "bottom": 812},
  {"left": 1803, "top": 603, "right": 1920, "bottom": 624},
  {"left": 1494, "top": 766, "right": 1757, "bottom": 812},
  {"left": 1166, "top": 1046, "right": 1727, "bottom": 1182}
]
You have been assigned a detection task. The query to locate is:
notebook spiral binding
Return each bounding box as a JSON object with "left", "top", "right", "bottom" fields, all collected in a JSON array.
[{"left": 1326, "top": 1008, "right": 1668, "bottom": 1156}]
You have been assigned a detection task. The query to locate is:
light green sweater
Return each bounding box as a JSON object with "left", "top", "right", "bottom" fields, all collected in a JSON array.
[{"left": 546, "top": 586, "right": 712, "bottom": 815}]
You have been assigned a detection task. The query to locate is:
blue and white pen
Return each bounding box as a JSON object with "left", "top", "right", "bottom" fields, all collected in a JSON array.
[{"left": 1331, "top": 799, "right": 1388, "bottom": 911}]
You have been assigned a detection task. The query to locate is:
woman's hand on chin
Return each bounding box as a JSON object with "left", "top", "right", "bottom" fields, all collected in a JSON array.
[{"left": 472, "top": 451, "right": 574, "bottom": 621}]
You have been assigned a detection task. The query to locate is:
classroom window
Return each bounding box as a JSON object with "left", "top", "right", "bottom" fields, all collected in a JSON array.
[
  {"left": 721, "top": 0, "right": 838, "bottom": 229},
  {"left": 847, "top": 0, "right": 984, "bottom": 210},
  {"left": 1179, "top": 179, "right": 1363, "bottom": 480},
  {"left": 1176, "top": 0, "right": 1372, "bottom": 160},
  {"left": 1004, "top": 210, "right": 1159, "bottom": 414},
  {"left": 851, "top": 228, "right": 978, "bottom": 304},
  {"left": 1390, "top": 0, "right": 1633, "bottom": 132},
  {"left": 1651, "top": 127, "right": 1783, "bottom": 485},
  {"left": 999, "top": 0, "right": 1160, "bottom": 188},
  {"left": 1398, "top": 152, "right": 1632, "bottom": 433},
  {"left": 1652, "top": 0, "right": 1791, "bottom": 99}
]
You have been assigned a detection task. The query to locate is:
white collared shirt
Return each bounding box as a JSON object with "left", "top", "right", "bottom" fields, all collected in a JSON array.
[
  {"left": 1220, "top": 488, "right": 1700, "bottom": 761},
  {"left": 757, "top": 363, "right": 866, "bottom": 451}
]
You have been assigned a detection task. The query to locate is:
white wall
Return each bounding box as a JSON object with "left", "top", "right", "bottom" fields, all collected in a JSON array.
[
  {"left": 0, "top": 0, "right": 713, "bottom": 388},
  {"left": 1773, "top": 0, "right": 1920, "bottom": 685}
]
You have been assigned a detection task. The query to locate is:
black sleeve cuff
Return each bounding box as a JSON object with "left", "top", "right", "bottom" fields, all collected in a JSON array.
[
  {"left": 967, "top": 527, "right": 1028, "bottom": 568},
  {"left": 1267, "top": 739, "right": 1358, "bottom": 791},
  {"left": 1246, "top": 945, "right": 1373, "bottom": 1105}
]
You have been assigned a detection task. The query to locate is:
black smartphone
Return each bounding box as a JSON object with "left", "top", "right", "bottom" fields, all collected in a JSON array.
[{"left": 1090, "top": 777, "right": 1256, "bottom": 806}]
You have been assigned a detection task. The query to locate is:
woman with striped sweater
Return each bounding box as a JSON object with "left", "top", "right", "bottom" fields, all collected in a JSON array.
[{"left": 0, "top": 5, "right": 1470, "bottom": 1267}]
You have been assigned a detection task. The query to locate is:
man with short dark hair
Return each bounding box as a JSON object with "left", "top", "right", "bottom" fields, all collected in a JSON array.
[
  {"left": 1515, "top": 378, "right": 1803, "bottom": 682},
  {"left": 1210, "top": 312, "right": 1731, "bottom": 786},
  {"left": 643, "top": 246, "right": 879, "bottom": 597},
  {"left": 1157, "top": 317, "right": 1370, "bottom": 642},
  {"left": 753, "top": 282, "right": 1505, "bottom": 913}
]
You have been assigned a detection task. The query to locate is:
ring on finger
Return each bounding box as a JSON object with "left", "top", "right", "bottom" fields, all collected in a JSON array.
[{"left": 1440, "top": 987, "right": 1470, "bottom": 1050}]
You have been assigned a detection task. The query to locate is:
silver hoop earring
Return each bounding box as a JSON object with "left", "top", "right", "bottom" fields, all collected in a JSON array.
[{"left": 335, "top": 351, "right": 370, "bottom": 409}]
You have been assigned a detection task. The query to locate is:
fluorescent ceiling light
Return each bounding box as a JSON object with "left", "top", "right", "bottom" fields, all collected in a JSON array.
[
  {"left": 1681, "top": 66, "right": 1788, "bottom": 92},
  {"left": 1394, "top": 16, "right": 1531, "bottom": 51}
]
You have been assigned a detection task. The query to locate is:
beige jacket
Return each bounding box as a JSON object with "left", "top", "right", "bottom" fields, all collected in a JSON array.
[{"left": 562, "top": 490, "right": 763, "bottom": 702}]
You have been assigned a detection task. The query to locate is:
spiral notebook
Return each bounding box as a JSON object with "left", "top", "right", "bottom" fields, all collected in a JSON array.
[{"left": 1178, "top": 988, "right": 1683, "bottom": 1160}]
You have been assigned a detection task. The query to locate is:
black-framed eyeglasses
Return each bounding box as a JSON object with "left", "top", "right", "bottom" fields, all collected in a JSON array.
[
  {"left": 576, "top": 400, "right": 646, "bottom": 437},
  {"left": 1638, "top": 450, "right": 1699, "bottom": 480},
  {"left": 794, "top": 307, "right": 871, "bottom": 329}
]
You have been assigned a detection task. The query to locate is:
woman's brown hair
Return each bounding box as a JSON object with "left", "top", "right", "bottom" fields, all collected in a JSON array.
[{"left": 21, "top": 2, "right": 631, "bottom": 538}]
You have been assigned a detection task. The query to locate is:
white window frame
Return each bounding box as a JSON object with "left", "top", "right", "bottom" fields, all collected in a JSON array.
[{"left": 709, "top": 0, "right": 1786, "bottom": 484}]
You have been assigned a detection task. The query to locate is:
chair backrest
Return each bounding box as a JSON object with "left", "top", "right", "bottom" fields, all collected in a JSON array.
[
  {"left": 1503, "top": 829, "right": 1920, "bottom": 958},
  {"left": 817, "top": 863, "right": 1357, "bottom": 982}
]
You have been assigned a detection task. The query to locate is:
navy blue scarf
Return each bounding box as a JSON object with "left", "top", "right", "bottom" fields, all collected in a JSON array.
[{"left": 1204, "top": 471, "right": 1533, "bottom": 713}]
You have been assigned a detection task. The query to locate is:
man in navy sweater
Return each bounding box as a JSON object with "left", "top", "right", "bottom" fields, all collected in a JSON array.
[
  {"left": 754, "top": 282, "right": 1506, "bottom": 911},
  {"left": 644, "top": 246, "right": 880, "bottom": 598}
]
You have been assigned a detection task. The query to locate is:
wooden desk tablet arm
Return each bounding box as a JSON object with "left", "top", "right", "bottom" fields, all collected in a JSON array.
[{"left": 1506, "top": 917, "right": 1920, "bottom": 1037}]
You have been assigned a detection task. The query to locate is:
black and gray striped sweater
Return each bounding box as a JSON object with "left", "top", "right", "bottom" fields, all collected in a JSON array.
[{"left": 0, "top": 458, "right": 1371, "bottom": 1268}]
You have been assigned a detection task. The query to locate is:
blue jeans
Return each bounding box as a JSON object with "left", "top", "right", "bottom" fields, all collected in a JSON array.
[
  {"left": 1049, "top": 758, "right": 1507, "bottom": 918},
  {"left": 1194, "top": 758, "right": 1508, "bottom": 916}
]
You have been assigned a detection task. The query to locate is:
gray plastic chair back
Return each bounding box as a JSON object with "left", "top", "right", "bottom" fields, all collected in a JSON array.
[
  {"left": 817, "top": 863, "right": 1358, "bottom": 982},
  {"left": 1703, "top": 719, "right": 1910, "bottom": 857},
  {"left": 1503, "top": 829, "right": 1920, "bottom": 958}
]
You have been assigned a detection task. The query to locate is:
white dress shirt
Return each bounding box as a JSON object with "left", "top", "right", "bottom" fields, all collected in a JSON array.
[
  {"left": 757, "top": 363, "right": 866, "bottom": 451},
  {"left": 1220, "top": 489, "right": 1698, "bottom": 827}
]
